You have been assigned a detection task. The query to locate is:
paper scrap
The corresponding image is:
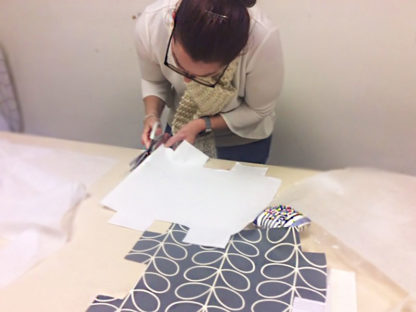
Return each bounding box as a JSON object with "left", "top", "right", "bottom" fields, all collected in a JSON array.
[
  {"left": 102, "top": 142, "right": 281, "bottom": 248},
  {"left": 326, "top": 269, "right": 357, "bottom": 312},
  {"left": 230, "top": 162, "right": 268, "bottom": 176},
  {"left": 293, "top": 297, "right": 326, "bottom": 312}
]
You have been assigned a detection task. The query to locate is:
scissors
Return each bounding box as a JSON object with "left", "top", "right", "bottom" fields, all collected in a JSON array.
[{"left": 129, "top": 122, "right": 165, "bottom": 171}]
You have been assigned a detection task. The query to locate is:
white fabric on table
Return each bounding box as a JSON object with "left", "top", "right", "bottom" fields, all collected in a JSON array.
[{"left": 0, "top": 140, "right": 116, "bottom": 288}]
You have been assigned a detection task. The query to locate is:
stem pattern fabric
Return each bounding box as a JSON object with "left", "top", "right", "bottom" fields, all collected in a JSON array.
[{"left": 87, "top": 224, "right": 327, "bottom": 312}]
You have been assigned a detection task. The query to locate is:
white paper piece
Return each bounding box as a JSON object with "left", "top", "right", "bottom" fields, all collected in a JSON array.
[
  {"left": 102, "top": 141, "right": 281, "bottom": 248},
  {"left": 293, "top": 269, "right": 357, "bottom": 312},
  {"left": 0, "top": 140, "right": 116, "bottom": 288},
  {"left": 293, "top": 297, "right": 326, "bottom": 312},
  {"left": 170, "top": 140, "right": 209, "bottom": 166},
  {"left": 276, "top": 167, "right": 416, "bottom": 293},
  {"left": 230, "top": 162, "right": 268, "bottom": 176},
  {"left": 325, "top": 269, "right": 357, "bottom": 312}
]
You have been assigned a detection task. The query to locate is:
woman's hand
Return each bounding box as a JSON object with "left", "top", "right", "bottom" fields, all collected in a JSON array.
[
  {"left": 141, "top": 115, "right": 162, "bottom": 148},
  {"left": 165, "top": 119, "right": 205, "bottom": 147}
]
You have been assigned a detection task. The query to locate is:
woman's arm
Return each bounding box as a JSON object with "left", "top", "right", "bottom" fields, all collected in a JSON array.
[
  {"left": 165, "top": 115, "right": 227, "bottom": 147},
  {"left": 220, "top": 27, "right": 283, "bottom": 139},
  {"left": 141, "top": 95, "right": 165, "bottom": 147},
  {"left": 135, "top": 12, "right": 171, "bottom": 146}
]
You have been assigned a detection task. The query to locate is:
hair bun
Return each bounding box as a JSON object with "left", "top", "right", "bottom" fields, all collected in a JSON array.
[{"left": 240, "top": 0, "right": 256, "bottom": 8}]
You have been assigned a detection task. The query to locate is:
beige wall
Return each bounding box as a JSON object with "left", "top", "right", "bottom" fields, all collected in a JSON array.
[
  {"left": 0, "top": 0, "right": 415, "bottom": 174},
  {"left": 0, "top": 0, "right": 153, "bottom": 147},
  {"left": 262, "top": 0, "right": 416, "bottom": 174}
]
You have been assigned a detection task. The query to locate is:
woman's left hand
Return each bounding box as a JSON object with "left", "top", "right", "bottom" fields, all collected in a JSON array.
[{"left": 165, "top": 119, "right": 205, "bottom": 147}]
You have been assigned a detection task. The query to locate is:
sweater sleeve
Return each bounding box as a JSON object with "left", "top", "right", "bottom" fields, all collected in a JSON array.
[
  {"left": 135, "top": 13, "right": 171, "bottom": 103},
  {"left": 220, "top": 27, "right": 284, "bottom": 139}
]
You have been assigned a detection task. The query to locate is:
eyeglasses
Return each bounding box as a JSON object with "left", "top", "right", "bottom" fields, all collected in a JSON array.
[{"left": 163, "top": 25, "right": 228, "bottom": 88}]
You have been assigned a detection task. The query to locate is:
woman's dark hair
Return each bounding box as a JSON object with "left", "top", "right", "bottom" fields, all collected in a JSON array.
[{"left": 174, "top": 0, "right": 256, "bottom": 66}]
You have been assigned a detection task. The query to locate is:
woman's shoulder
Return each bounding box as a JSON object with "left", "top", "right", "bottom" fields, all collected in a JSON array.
[
  {"left": 248, "top": 6, "right": 278, "bottom": 39},
  {"left": 136, "top": 0, "right": 175, "bottom": 44},
  {"left": 244, "top": 6, "right": 279, "bottom": 55},
  {"left": 141, "top": 0, "right": 176, "bottom": 14},
  {"left": 139, "top": 0, "right": 176, "bottom": 29}
]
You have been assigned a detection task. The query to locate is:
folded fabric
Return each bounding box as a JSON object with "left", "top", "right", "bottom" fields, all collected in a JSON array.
[
  {"left": 0, "top": 151, "right": 86, "bottom": 288},
  {"left": 0, "top": 182, "right": 86, "bottom": 288},
  {"left": 0, "top": 139, "right": 116, "bottom": 288}
]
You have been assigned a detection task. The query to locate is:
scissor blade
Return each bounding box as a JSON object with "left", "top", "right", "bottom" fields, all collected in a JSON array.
[
  {"left": 129, "top": 132, "right": 166, "bottom": 171},
  {"left": 129, "top": 150, "right": 150, "bottom": 171}
]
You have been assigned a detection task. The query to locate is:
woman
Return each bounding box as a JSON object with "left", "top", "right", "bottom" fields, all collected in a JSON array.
[{"left": 137, "top": 0, "right": 283, "bottom": 163}]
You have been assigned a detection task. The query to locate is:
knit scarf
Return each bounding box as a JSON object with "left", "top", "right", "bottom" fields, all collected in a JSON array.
[{"left": 172, "top": 58, "right": 238, "bottom": 157}]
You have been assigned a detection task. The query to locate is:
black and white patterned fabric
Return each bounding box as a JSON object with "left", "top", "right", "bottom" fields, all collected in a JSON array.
[{"left": 87, "top": 224, "right": 327, "bottom": 312}]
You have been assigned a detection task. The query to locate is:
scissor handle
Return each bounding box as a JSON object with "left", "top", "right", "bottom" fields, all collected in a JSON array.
[{"left": 149, "top": 121, "right": 160, "bottom": 140}]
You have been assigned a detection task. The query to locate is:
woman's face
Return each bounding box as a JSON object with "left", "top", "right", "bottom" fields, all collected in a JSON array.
[{"left": 171, "top": 38, "right": 224, "bottom": 83}]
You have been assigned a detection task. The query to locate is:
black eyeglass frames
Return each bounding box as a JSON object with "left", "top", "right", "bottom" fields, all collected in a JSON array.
[{"left": 163, "top": 27, "right": 228, "bottom": 88}]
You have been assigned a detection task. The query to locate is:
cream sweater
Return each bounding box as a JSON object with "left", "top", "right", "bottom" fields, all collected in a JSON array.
[{"left": 135, "top": 0, "right": 283, "bottom": 146}]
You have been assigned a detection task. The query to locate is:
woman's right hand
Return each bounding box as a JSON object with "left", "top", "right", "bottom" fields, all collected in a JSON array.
[{"left": 141, "top": 114, "right": 162, "bottom": 148}]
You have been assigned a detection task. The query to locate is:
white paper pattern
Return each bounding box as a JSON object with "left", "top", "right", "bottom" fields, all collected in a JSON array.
[
  {"left": 293, "top": 297, "right": 326, "bottom": 312},
  {"left": 102, "top": 142, "right": 281, "bottom": 248},
  {"left": 326, "top": 269, "right": 357, "bottom": 312}
]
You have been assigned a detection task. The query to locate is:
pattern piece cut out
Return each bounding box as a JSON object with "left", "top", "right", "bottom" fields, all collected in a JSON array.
[{"left": 87, "top": 224, "right": 326, "bottom": 312}]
